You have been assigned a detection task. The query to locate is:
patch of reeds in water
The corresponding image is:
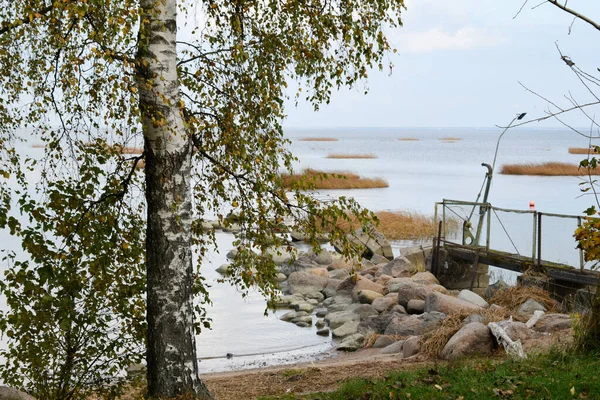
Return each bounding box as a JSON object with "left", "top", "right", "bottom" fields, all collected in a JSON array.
[
  {"left": 281, "top": 169, "right": 388, "bottom": 190},
  {"left": 500, "top": 162, "right": 600, "bottom": 176},
  {"left": 325, "top": 210, "right": 458, "bottom": 241},
  {"left": 398, "top": 138, "right": 419, "bottom": 141},
  {"left": 439, "top": 137, "right": 462, "bottom": 141},
  {"left": 569, "top": 147, "right": 598, "bottom": 155},
  {"left": 298, "top": 137, "right": 339, "bottom": 142},
  {"left": 326, "top": 153, "right": 377, "bottom": 159}
]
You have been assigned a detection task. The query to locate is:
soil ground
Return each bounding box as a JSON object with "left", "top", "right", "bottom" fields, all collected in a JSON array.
[{"left": 202, "top": 349, "right": 435, "bottom": 400}]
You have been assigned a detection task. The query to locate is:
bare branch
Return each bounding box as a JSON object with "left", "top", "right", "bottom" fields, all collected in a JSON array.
[{"left": 547, "top": 0, "right": 600, "bottom": 32}]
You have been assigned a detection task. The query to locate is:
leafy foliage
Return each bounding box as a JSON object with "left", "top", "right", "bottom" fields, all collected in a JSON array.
[{"left": 0, "top": 0, "right": 405, "bottom": 396}]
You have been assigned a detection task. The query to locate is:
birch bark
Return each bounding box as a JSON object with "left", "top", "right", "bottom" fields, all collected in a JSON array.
[{"left": 136, "top": 0, "right": 211, "bottom": 397}]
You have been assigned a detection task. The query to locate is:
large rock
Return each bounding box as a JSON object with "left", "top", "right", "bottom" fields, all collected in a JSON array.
[
  {"left": 265, "top": 246, "right": 297, "bottom": 265},
  {"left": 323, "top": 278, "right": 342, "bottom": 298},
  {"left": 396, "top": 281, "right": 448, "bottom": 308},
  {"left": 279, "top": 310, "right": 309, "bottom": 322},
  {"left": 457, "top": 289, "right": 489, "bottom": 308},
  {"left": 380, "top": 340, "right": 405, "bottom": 354},
  {"left": 372, "top": 295, "right": 398, "bottom": 313},
  {"left": 504, "top": 321, "right": 534, "bottom": 342},
  {"left": 287, "top": 271, "right": 329, "bottom": 295},
  {"left": 381, "top": 256, "right": 415, "bottom": 278},
  {"left": 352, "top": 304, "right": 379, "bottom": 319},
  {"left": 518, "top": 299, "right": 547, "bottom": 318},
  {"left": 533, "top": 313, "right": 572, "bottom": 332},
  {"left": 337, "top": 333, "right": 365, "bottom": 351},
  {"left": 358, "top": 313, "right": 399, "bottom": 334},
  {"left": 485, "top": 279, "right": 509, "bottom": 299},
  {"left": 335, "top": 225, "right": 393, "bottom": 261},
  {"left": 440, "top": 322, "right": 494, "bottom": 360},
  {"left": 407, "top": 299, "right": 425, "bottom": 314},
  {"left": 412, "top": 271, "right": 439, "bottom": 285},
  {"left": 0, "top": 387, "right": 35, "bottom": 400},
  {"left": 325, "top": 311, "right": 360, "bottom": 330},
  {"left": 373, "top": 335, "right": 396, "bottom": 348},
  {"left": 309, "top": 267, "right": 329, "bottom": 278},
  {"left": 403, "top": 336, "right": 421, "bottom": 358},
  {"left": 332, "top": 320, "right": 360, "bottom": 338},
  {"left": 358, "top": 290, "right": 384, "bottom": 304},
  {"left": 351, "top": 277, "right": 385, "bottom": 301},
  {"left": 384, "top": 312, "right": 445, "bottom": 336},
  {"left": 328, "top": 269, "right": 350, "bottom": 281},
  {"left": 424, "top": 292, "right": 482, "bottom": 315}
]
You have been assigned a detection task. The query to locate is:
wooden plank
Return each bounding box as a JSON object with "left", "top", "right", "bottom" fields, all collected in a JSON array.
[{"left": 546, "top": 268, "right": 598, "bottom": 286}]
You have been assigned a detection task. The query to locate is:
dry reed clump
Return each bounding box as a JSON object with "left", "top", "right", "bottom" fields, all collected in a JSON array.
[
  {"left": 420, "top": 307, "right": 511, "bottom": 357},
  {"left": 31, "top": 144, "right": 45, "bottom": 148},
  {"left": 489, "top": 285, "right": 559, "bottom": 314},
  {"left": 398, "top": 138, "right": 419, "bottom": 141},
  {"left": 500, "top": 162, "right": 600, "bottom": 176},
  {"left": 329, "top": 210, "right": 458, "bottom": 241},
  {"left": 569, "top": 147, "right": 598, "bottom": 155},
  {"left": 280, "top": 169, "right": 388, "bottom": 190},
  {"left": 112, "top": 144, "right": 143, "bottom": 154},
  {"left": 326, "top": 153, "right": 377, "bottom": 159},
  {"left": 439, "top": 137, "right": 462, "bottom": 141},
  {"left": 298, "top": 137, "right": 339, "bottom": 142}
]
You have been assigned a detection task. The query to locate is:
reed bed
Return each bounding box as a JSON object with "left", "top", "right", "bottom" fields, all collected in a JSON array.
[
  {"left": 398, "top": 138, "right": 419, "bottom": 141},
  {"left": 326, "top": 153, "right": 377, "bottom": 159},
  {"left": 569, "top": 147, "right": 598, "bottom": 155},
  {"left": 31, "top": 144, "right": 45, "bottom": 148},
  {"left": 281, "top": 169, "right": 388, "bottom": 190},
  {"left": 500, "top": 162, "right": 600, "bottom": 176},
  {"left": 298, "top": 137, "right": 339, "bottom": 142},
  {"left": 114, "top": 145, "right": 143, "bottom": 154},
  {"left": 324, "top": 210, "right": 458, "bottom": 241},
  {"left": 489, "top": 285, "right": 559, "bottom": 314},
  {"left": 439, "top": 137, "right": 462, "bottom": 141}
]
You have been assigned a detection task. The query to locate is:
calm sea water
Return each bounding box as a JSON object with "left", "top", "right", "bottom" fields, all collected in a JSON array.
[{"left": 1, "top": 127, "right": 595, "bottom": 374}]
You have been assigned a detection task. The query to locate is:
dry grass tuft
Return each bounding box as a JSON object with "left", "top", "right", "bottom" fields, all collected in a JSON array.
[
  {"left": 439, "top": 137, "right": 462, "bottom": 141},
  {"left": 500, "top": 162, "right": 600, "bottom": 176},
  {"left": 298, "top": 137, "right": 339, "bottom": 142},
  {"left": 281, "top": 169, "right": 388, "bottom": 190},
  {"left": 398, "top": 138, "right": 419, "bottom": 141},
  {"left": 326, "top": 153, "right": 377, "bottom": 159},
  {"left": 489, "top": 285, "right": 559, "bottom": 314},
  {"left": 420, "top": 307, "right": 511, "bottom": 357},
  {"left": 363, "top": 332, "right": 408, "bottom": 348},
  {"left": 569, "top": 147, "right": 598, "bottom": 155},
  {"left": 321, "top": 210, "right": 458, "bottom": 241}
]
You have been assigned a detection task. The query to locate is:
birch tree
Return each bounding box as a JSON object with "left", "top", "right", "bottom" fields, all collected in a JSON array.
[{"left": 0, "top": 0, "right": 405, "bottom": 398}]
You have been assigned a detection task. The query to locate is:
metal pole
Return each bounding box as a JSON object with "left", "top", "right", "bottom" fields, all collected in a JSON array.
[
  {"left": 486, "top": 207, "right": 491, "bottom": 251},
  {"left": 532, "top": 211, "right": 537, "bottom": 266},
  {"left": 537, "top": 212, "right": 542, "bottom": 269},
  {"left": 578, "top": 216, "right": 584, "bottom": 271}
]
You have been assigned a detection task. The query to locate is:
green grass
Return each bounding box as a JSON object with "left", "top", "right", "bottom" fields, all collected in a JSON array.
[{"left": 262, "top": 351, "right": 600, "bottom": 399}]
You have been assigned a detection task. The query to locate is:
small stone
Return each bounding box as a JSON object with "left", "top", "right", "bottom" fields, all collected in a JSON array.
[
  {"left": 411, "top": 271, "right": 439, "bottom": 285},
  {"left": 357, "top": 289, "right": 384, "bottom": 304},
  {"left": 274, "top": 273, "right": 287, "bottom": 282},
  {"left": 440, "top": 322, "right": 493, "bottom": 361},
  {"left": 407, "top": 299, "right": 425, "bottom": 314},
  {"left": 518, "top": 298, "right": 547, "bottom": 318},
  {"left": 305, "top": 291, "right": 326, "bottom": 302},
  {"left": 291, "top": 315, "right": 313, "bottom": 325},
  {"left": 336, "top": 333, "right": 365, "bottom": 351},
  {"left": 332, "top": 320, "right": 360, "bottom": 338},
  {"left": 295, "top": 302, "right": 316, "bottom": 313},
  {"left": 372, "top": 296, "right": 398, "bottom": 313},
  {"left": 295, "top": 322, "right": 310, "bottom": 328},
  {"left": 463, "top": 314, "right": 486, "bottom": 325},
  {"left": 215, "top": 264, "right": 231, "bottom": 275},
  {"left": 485, "top": 279, "right": 509, "bottom": 299},
  {"left": 279, "top": 311, "right": 309, "bottom": 322},
  {"left": 315, "top": 319, "right": 326, "bottom": 329},
  {"left": 373, "top": 335, "right": 396, "bottom": 348},
  {"left": 316, "top": 328, "right": 330, "bottom": 336},
  {"left": 315, "top": 308, "right": 328, "bottom": 318}
]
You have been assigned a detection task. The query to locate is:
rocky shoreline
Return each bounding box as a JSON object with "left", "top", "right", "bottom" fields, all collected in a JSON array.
[{"left": 218, "top": 226, "right": 575, "bottom": 363}]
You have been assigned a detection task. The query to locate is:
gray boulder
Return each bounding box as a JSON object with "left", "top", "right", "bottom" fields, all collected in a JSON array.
[
  {"left": 287, "top": 271, "right": 329, "bottom": 295},
  {"left": 457, "top": 289, "right": 489, "bottom": 308},
  {"left": 533, "top": 313, "right": 572, "bottom": 332},
  {"left": 279, "top": 310, "right": 309, "bottom": 322},
  {"left": 337, "top": 333, "right": 365, "bottom": 351},
  {"left": 440, "top": 322, "right": 493, "bottom": 360},
  {"left": 352, "top": 304, "right": 379, "bottom": 319},
  {"left": 380, "top": 340, "right": 405, "bottom": 354},
  {"left": 396, "top": 281, "right": 448, "bottom": 308},
  {"left": 0, "top": 387, "right": 35, "bottom": 400},
  {"left": 328, "top": 269, "right": 350, "bottom": 281},
  {"left": 332, "top": 320, "right": 360, "bottom": 338},
  {"left": 358, "top": 289, "right": 384, "bottom": 304},
  {"left": 424, "top": 292, "right": 482, "bottom": 315},
  {"left": 335, "top": 225, "right": 393, "bottom": 261},
  {"left": 372, "top": 296, "right": 398, "bottom": 313},
  {"left": 316, "top": 328, "right": 330, "bottom": 336},
  {"left": 504, "top": 321, "right": 533, "bottom": 342},
  {"left": 407, "top": 299, "right": 425, "bottom": 314},
  {"left": 323, "top": 278, "right": 342, "bottom": 298},
  {"left": 412, "top": 271, "right": 440, "bottom": 285},
  {"left": 485, "top": 279, "right": 509, "bottom": 299},
  {"left": 373, "top": 335, "right": 396, "bottom": 348},
  {"left": 518, "top": 298, "right": 547, "bottom": 318},
  {"left": 403, "top": 336, "right": 421, "bottom": 358},
  {"left": 325, "top": 311, "right": 360, "bottom": 330},
  {"left": 381, "top": 256, "right": 415, "bottom": 278},
  {"left": 358, "top": 313, "right": 398, "bottom": 334}
]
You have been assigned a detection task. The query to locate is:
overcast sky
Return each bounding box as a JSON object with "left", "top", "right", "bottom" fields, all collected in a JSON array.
[{"left": 283, "top": 0, "right": 600, "bottom": 128}]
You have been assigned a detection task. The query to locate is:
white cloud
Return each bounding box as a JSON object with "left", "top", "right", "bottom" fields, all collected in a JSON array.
[{"left": 395, "top": 26, "right": 506, "bottom": 53}]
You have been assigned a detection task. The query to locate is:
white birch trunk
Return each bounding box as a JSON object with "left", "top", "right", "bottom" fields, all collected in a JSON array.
[{"left": 136, "top": 0, "right": 211, "bottom": 397}]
